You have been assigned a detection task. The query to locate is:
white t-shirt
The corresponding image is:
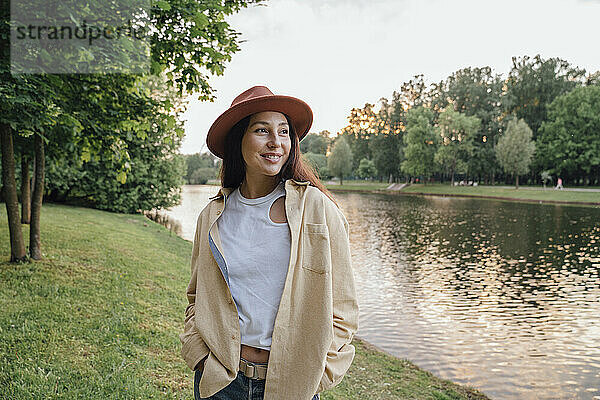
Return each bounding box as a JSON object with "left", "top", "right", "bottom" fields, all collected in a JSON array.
[{"left": 217, "top": 180, "right": 291, "bottom": 350}]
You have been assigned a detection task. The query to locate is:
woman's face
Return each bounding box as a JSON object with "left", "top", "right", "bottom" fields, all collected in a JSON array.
[{"left": 241, "top": 111, "right": 291, "bottom": 178}]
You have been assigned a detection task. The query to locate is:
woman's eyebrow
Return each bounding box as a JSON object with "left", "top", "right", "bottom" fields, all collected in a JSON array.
[{"left": 250, "top": 121, "right": 289, "bottom": 128}]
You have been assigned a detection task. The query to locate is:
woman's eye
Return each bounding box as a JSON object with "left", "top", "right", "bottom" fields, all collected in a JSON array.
[
  {"left": 279, "top": 129, "right": 289, "bottom": 135},
  {"left": 256, "top": 128, "right": 268, "bottom": 133}
]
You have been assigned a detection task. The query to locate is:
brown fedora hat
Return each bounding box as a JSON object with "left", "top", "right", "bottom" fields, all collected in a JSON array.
[{"left": 206, "top": 86, "right": 313, "bottom": 159}]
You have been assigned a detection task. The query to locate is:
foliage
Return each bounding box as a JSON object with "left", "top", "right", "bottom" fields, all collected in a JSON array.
[
  {"left": 184, "top": 152, "right": 217, "bottom": 183},
  {"left": 503, "top": 55, "right": 586, "bottom": 139},
  {"left": 367, "top": 99, "right": 403, "bottom": 182},
  {"left": 434, "top": 107, "right": 481, "bottom": 184},
  {"left": 536, "top": 85, "right": 600, "bottom": 182},
  {"left": 495, "top": 118, "right": 536, "bottom": 188},
  {"left": 327, "top": 136, "right": 353, "bottom": 183},
  {"left": 401, "top": 106, "right": 437, "bottom": 180},
  {"left": 372, "top": 76, "right": 431, "bottom": 182},
  {"left": 430, "top": 66, "right": 503, "bottom": 181},
  {"left": 190, "top": 167, "right": 216, "bottom": 185},
  {"left": 302, "top": 152, "right": 330, "bottom": 179},
  {"left": 388, "top": 74, "right": 431, "bottom": 129},
  {"left": 540, "top": 170, "right": 553, "bottom": 190},
  {"left": 540, "top": 170, "right": 552, "bottom": 186},
  {"left": 339, "top": 103, "right": 377, "bottom": 171},
  {"left": 42, "top": 75, "right": 187, "bottom": 213},
  {"left": 357, "top": 158, "right": 377, "bottom": 179},
  {"left": 150, "top": 0, "right": 265, "bottom": 97},
  {"left": 1, "top": 0, "right": 260, "bottom": 201},
  {"left": 586, "top": 71, "right": 600, "bottom": 86},
  {"left": 300, "top": 132, "right": 329, "bottom": 155}
]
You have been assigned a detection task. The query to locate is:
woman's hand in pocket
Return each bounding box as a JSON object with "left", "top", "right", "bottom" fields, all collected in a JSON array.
[{"left": 195, "top": 355, "right": 207, "bottom": 372}]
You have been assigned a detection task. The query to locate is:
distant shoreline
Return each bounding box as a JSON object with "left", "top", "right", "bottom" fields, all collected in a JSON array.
[
  {"left": 324, "top": 183, "right": 600, "bottom": 207},
  {"left": 345, "top": 188, "right": 600, "bottom": 207},
  {"left": 201, "top": 180, "right": 600, "bottom": 206}
]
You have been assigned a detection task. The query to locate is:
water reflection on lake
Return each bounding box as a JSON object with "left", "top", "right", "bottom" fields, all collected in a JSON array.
[{"left": 168, "top": 185, "right": 600, "bottom": 400}]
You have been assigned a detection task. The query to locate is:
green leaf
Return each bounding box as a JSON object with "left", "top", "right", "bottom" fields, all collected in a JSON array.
[
  {"left": 166, "top": 115, "right": 175, "bottom": 129},
  {"left": 194, "top": 13, "right": 209, "bottom": 29},
  {"left": 156, "top": 0, "right": 171, "bottom": 11},
  {"left": 117, "top": 171, "right": 127, "bottom": 184}
]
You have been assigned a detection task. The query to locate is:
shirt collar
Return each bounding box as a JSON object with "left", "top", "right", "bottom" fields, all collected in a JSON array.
[{"left": 208, "top": 178, "right": 309, "bottom": 200}]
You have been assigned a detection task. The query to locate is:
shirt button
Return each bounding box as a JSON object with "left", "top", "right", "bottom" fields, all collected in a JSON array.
[
  {"left": 227, "top": 298, "right": 233, "bottom": 304},
  {"left": 216, "top": 210, "right": 221, "bottom": 215},
  {"left": 231, "top": 334, "right": 236, "bottom": 340}
]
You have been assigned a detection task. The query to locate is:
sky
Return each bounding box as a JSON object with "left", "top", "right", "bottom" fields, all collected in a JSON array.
[{"left": 179, "top": 0, "right": 600, "bottom": 155}]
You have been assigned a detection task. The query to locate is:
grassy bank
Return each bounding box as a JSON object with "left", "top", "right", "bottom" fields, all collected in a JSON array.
[
  {"left": 323, "top": 181, "right": 390, "bottom": 192},
  {"left": 399, "top": 183, "right": 600, "bottom": 205},
  {"left": 317, "top": 180, "right": 600, "bottom": 205},
  {"left": 1, "top": 203, "right": 488, "bottom": 399}
]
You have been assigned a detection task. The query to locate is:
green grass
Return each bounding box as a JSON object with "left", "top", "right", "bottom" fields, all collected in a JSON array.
[
  {"left": 324, "top": 181, "right": 391, "bottom": 191},
  {"left": 400, "top": 183, "right": 600, "bottom": 204},
  {"left": 323, "top": 338, "right": 488, "bottom": 400},
  {"left": 1, "top": 203, "right": 489, "bottom": 399}
]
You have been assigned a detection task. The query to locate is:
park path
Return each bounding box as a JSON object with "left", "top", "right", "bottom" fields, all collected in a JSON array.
[{"left": 386, "top": 183, "right": 408, "bottom": 190}]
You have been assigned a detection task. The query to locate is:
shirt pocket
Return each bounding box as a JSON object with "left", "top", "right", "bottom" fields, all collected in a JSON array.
[{"left": 302, "top": 223, "right": 331, "bottom": 274}]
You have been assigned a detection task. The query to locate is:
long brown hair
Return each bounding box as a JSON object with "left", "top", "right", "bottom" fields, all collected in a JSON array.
[{"left": 219, "top": 113, "right": 340, "bottom": 208}]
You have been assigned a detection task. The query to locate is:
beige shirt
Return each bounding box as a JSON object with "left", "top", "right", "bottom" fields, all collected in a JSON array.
[{"left": 179, "top": 179, "right": 359, "bottom": 399}]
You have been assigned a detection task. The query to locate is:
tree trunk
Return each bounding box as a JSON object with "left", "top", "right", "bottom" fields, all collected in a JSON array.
[
  {"left": 340, "top": 175, "right": 343, "bottom": 185},
  {"left": 21, "top": 154, "right": 31, "bottom": 224},
  {"left": 1, "top": 124, "right": 28, "bottom": 262},
  {"left": 30, "top": 133, "right": 45, "bottom": 260},
  {"left": 516, "top": 175, "right": 519, "bottom": 190}
]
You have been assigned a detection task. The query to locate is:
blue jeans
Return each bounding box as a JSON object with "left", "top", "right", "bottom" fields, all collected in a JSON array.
[{"left": 194, "top": 359, "right": 320, "bottom": 400}]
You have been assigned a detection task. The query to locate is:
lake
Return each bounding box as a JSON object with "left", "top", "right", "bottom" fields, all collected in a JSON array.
[{"left": 166, "top": 185, "right": 600, "bottom": 400}]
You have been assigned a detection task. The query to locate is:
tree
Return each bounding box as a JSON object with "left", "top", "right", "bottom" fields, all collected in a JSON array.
[
  {"left": 430, "top": 67, "right": 503, "bottom": 183},
  {"left": 536, "top": 85, "right": 600, "bottom": 185},
  {"left": 190, "top": 168, "right": 214, "bottom": 185},
  {"left": 401, "top": 106, "right": 438, "bottom": 182},
  {"left": 339, "top": 103, "right": 377, "bottom": 172},
  {"left": 185, "top": 152, "right": 217, "bottom": 183},
  {"left": 434, "top": 107, "right": 481, "bottom": 185},
  {"left": 377, "top": 76, "right": 431, "bottom": 182},
  {"left": 369, "top": 97, "right": 402, "bottom": 183},
  {"left": 327, "top": 136, "right": 353, "bottom": 185},
  {"left": 302, "top": 152, "right": 329, "bottom": 179},
  {"left": 357, "top": 158, "right": 377, "bottom": 179},
  {"left": 503, "top": 55, "right": 586, "bottom": 140},
  {"left": 369, "top": 132, "right": 401, "bottom": 183},
  {"left": 495, "top": 118, "right": 536, "bottom": 189},
  {"left": 586, "top": 71, "right": 600, "bottom": 86},
  {"left": 41, "top": 74, "right": 189, "bottom": 213},
  {"left": 1, "top": 0, "right": 261, "bottom": 262},
  {"left": 389, "top": 74, "right": 431, "bottom": 129},
  {"left": 541, "top": 170, "right": 552, "bottom": 189},
  {"left": 300, "top": 132, "right": 329, "bottom": 155}
]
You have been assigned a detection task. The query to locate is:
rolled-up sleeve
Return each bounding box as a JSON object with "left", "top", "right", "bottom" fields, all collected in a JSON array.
[
  {"left": 317, "top": 205, "right": 359, "bottom": 393},
  {"left": 179, "top": 213, "right": 210, "bottom": 370}
]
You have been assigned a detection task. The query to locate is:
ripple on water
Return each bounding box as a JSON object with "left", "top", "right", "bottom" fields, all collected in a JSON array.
[{"left": 338, "top": 192, "right": 600, "bottom": 400}]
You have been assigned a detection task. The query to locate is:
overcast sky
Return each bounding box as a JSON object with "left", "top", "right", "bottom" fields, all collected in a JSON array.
[{"left": 179, "top": 0, "right": 600, "bottom": 155}]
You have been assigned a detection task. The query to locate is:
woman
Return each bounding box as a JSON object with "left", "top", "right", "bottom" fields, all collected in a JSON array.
[{"left": 180, "top": 86, "right": 359, "bottom": 400}]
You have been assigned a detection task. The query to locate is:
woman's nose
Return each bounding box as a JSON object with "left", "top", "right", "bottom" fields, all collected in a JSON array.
[{"left": 267, "top": 132, "right": 281, "bottom": 147}]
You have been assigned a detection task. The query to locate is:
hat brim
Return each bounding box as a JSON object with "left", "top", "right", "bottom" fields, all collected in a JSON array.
[{"left": 207, "top": 95, "right": 313, "bottom": 159}]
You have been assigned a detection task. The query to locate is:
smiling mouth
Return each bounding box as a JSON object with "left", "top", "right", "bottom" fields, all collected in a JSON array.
[{"left": 261, "top": 154, "right": 282, "bottom": 161}]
